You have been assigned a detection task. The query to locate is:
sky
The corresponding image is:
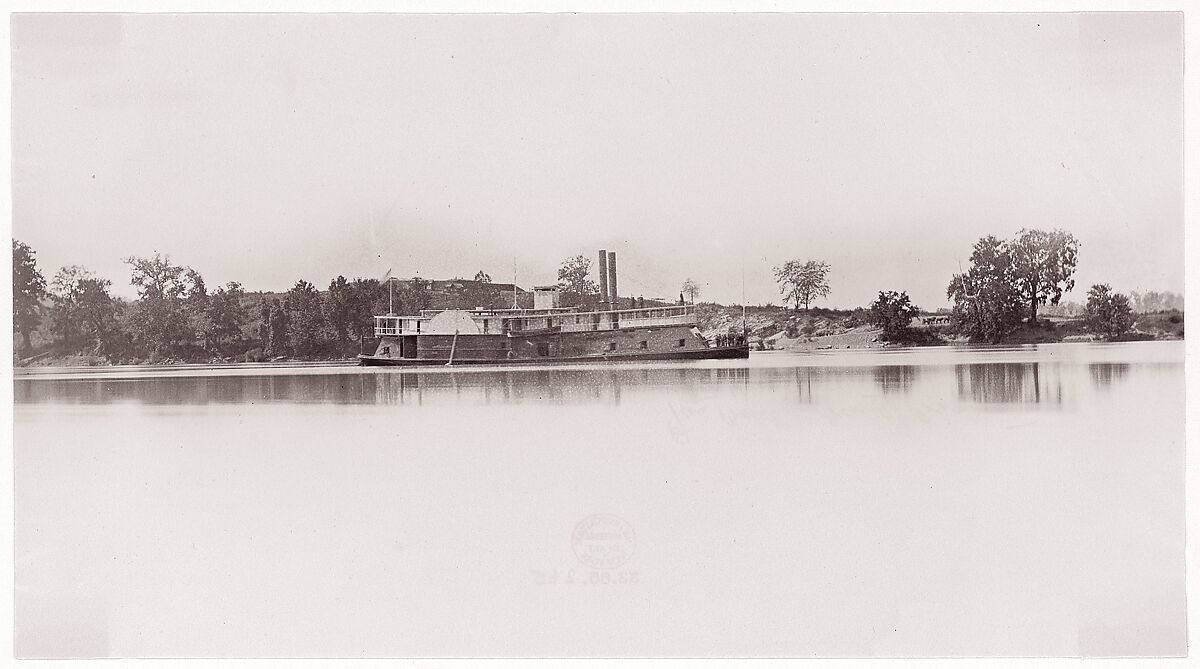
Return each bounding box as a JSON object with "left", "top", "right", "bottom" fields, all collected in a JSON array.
[{"left": 10, "top": 12, "right": 1184, "bottom": 308}]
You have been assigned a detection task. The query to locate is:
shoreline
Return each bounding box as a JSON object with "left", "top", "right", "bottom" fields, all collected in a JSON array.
[
  {"left": 15, "top": 306, "right": 1183, "bottom": 370},
  {"left": 13, "top": 337, "right": 1183, "bottom": 376}
]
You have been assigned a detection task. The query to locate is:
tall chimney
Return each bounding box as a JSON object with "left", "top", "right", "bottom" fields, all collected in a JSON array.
[
  {"left": 607, "top": 251, "right": 618, "bottom": 309},
  {"left": 598, "top": 249, "right": 609, "bottom": 306}
]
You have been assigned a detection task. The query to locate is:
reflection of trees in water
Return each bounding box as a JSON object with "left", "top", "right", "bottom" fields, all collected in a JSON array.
[
  {"left": 795, "top": 368, "right": 814, "bottom": 403},
  {"left": 15, "top": 364, "right": 758, "bottom": 407},
  {"left": 785, "top": 366, "right": 866, "bottom": 403},
  {"left": 1088, "top": 363, "right": 1130, "bottom": 389},
  {"left": 11, "top": 362, "right": 1087, "bottom": 409},
  {"left": 16, "top": 373, "right": 383, "bottom": 405},
  {"left": 955, "top": 363, "right": 1063, "bottom": 406},
  {"left": 872, "top": 365, "right": 919, "bottom": 394}
]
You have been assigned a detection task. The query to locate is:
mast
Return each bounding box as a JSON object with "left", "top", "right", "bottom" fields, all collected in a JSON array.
[
  {"left": 742, "top": 255, "right": 748, "bottom": 341},
  {"left": 381, "top": 266, "right": 394, "bottom": 316},
  {"left": 511, "top": 258, "right": 520, "bottom": 309}
]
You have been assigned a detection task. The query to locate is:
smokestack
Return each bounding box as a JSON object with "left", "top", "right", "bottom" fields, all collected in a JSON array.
[
  {"left": 608, "top": 251, "right": 618, "bottom": 309},
  {"left": 598, "top": 249, "right": 609, "bottom": 306}
]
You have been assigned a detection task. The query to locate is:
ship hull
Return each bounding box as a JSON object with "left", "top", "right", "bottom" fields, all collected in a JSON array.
[{"left": 358, "top": 344, "right": 749, "bottom": 366}]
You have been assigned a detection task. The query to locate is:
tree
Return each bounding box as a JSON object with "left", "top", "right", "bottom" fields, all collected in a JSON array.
[
  {"left": 324, "top": 275, "right": 355, "bottom": 343},
  {"left": 49, "top": 266, "right": 118, "bottom": 354},
  {"left": 125, "top": 252, "right": 193, "bottom": 301},
  {"left": 557, "top": 255, "right": 599, "bottom": 305},
  {"left": 267, "top": 299, "right": 288, "bottom": 357},
  {"left": 1043, "top": 300, "right": 1083, "bottom": 317},
  {"left": 184, "top": 268, "right": 207, "bottom": 302},
  {"left": 1085, "top": 284, "right": 1134, "bottom": 339},
  {"left": 208, "top": 282, "right": 248, "bottom": 350},
  {"left": 681, "top": 278, "right": 700, "bottom": 304},
  {"left": 285, "top": 279, "right": 324, "bottom": 357},
  {"left": 1008, "top": 228, "right": 1079, "bottom": 324},
  {"left": 773, "top": 260, "right": 831, "bottom": 311},
  {"left": 182, "top": 268, "right": 215, "bottom": 350},
  {"left": 397, "top": 276, "right": 432, "bottom": 314},
  {"left": 947, "top": 236, "right": 1026, "bottom": 343},
  {"left": 49, "top": 265, "right": 97, "bottom": 350},
  {"left": 1130, "top": 290, "right": 1182, "bottom": 314},
  {"left": 123, "top": 253, "right": 201, "bottom": 358},
  {"left": 474, "top": 270, "right": 492, "bottom": 283},
  {"left": 348, "top": 278, "right": 386, "bottom": 339},
  {"left": 869, "top": 291, "right": 921, "bottom": 341},
  {"left": 73, "top": 277, "right": 119, "bottom": 355},
  {"left": 13, "top": 240, "right": 47, "bottom": 354},
  {"left": 1164, "top": 291, "right": 1185, "bottom": 311},
  {"left": 258, "top": 297, "right": 271, "bottom": 349}
]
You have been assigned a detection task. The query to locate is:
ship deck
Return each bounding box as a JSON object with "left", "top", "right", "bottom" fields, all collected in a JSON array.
[{"left": 358, "top": 343, "right": 750, "bottom": 366}]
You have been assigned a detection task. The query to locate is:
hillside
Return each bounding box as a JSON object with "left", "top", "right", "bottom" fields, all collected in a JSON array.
[
  {"left": 695, "top": 304, "right": 1184, "bottom": 349},
  {"left": 695, "top": 304, "right": 891, "bottom": 350}
]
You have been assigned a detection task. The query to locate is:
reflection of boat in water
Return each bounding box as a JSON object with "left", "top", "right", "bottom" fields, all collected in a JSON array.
[{"left": 359, "top": 249, "right": 749, "bottom": 366}]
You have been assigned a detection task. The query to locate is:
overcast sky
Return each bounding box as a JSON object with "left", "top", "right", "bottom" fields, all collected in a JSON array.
[{"left": 11, "top": 12, "right": 1183, "bottom": 308}]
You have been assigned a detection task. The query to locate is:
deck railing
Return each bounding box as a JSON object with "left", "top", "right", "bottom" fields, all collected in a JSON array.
[
  {"left": 375, "top": 324, "right": 417, "bottom": 336},
  {"left": 376, "top": 304, "right": 697, "bottom": 337},
  {"left": 374, "top": 317, "right": 423, "bottom": 337},
  {"left": 554, "top": 314, "right": 695, "bottom": 332},
  {"left": 619, "top": 313, "right": 697, "bottom": 328}
]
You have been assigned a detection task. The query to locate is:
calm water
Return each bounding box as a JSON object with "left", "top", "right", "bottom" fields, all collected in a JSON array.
[{"left": 14, "top": 342, "right": 1185, "bottom": 657}]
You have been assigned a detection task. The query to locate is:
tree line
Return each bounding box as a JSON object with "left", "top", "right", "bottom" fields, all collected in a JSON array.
[
  {"left": 13, "top": 234, "right": 1180, "bottom": 362},
  {"left": 11, "top": 241, "right": 468, "bottom": 363},
  {"left": 12, "top": 243, "right": 662, "bottom": 363},
  {"left": 767, "top": 228, "right": 1175, "bottom": 343}
]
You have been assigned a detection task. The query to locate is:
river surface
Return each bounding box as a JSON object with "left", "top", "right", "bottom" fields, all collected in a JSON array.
[{"left": 13, "top": 341, "right": 1185, "bottom": 657}]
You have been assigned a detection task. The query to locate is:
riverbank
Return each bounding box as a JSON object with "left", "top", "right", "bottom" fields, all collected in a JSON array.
[
  {"left": 14, "top": 351, "right": 364, "bottom": 368},
  {"left": 695, "top": 304, "right": 1184, "bottom": 351},
  {"left": 13, "top": 305, "right": 1183, "bottom": 367}
]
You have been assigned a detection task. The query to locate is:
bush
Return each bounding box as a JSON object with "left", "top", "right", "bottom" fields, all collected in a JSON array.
[
  {"left": 244, "top": 347, "right": 268, "bottom": 362},
  {"left": 1085, "top": 284, "right": 1134, "bottom": 340},
  {"left": 62, "top": 353, "right": 109, "bottom": 367},
  {"left": 842, "top": 308, "right": 866, "bottom": 328},
  {"left": 869, "top": 291, "right": 921, "bottom": 341}
]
